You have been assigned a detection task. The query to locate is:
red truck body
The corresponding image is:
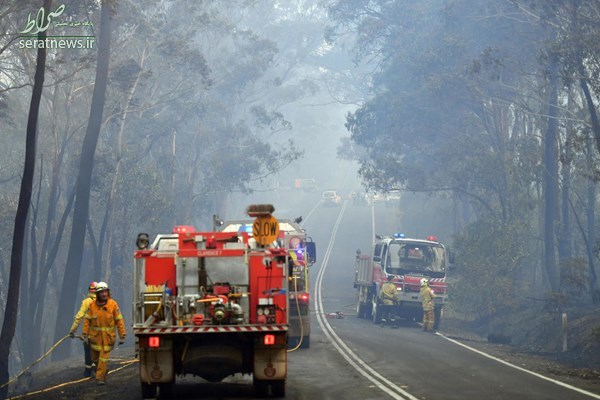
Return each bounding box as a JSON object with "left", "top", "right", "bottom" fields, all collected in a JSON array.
[{"left": 133, "top": 225, "right": 289, "bottom": 398}]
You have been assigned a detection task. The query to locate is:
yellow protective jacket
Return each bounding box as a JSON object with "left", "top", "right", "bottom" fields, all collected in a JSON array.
[
  {"left": 83, "top": 298, "right": 126, "bottom": 352},
  {"left": 380, "top": 281, "right": 400, "bottom": 306},
  {"left": 420, "top": 285, "right": 436, "bottom": 311},
  {"left": 70, "top": 293, "right": 96, "bottom": 333}
]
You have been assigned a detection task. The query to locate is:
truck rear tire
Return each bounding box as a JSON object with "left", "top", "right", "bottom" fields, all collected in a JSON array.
[
  {"left": 254, "top": 378, "right": 269, "bottom": 397},
  {"left": 159, "top": 382, "right": 174, "bottom": 398},
  {"left": 141, "top": 382, "right": 157, "bottom": 398},
  {"left": 272, "top": 380, "right": 286, "bottom": 397},
  {"left": 356, "top": 302, "right": 367, "bottom": 319},
  {"left": 371, "top": 299, "right": 382, "bottom": 324},
  {"left": 434, "top": 307, "right": 442, "bottom": 331},
  {"left": 299, "top": 335, "right": 310, "bottom": 349}
]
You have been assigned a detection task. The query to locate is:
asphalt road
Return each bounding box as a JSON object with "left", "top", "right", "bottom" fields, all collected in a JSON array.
[{"left": 8, "top": 191, "right": 600, "bottom": 400}]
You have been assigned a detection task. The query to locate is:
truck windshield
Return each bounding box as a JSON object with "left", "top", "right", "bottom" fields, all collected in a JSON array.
[{"left": 385, "top": 242, "right": 445, "bottom": 278}]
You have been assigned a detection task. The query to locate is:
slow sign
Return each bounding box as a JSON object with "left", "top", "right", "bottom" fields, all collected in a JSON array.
[{"left": 253, "top": 215, "right": 280, "bottom": 246}]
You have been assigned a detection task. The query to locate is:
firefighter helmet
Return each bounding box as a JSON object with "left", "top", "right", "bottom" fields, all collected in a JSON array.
[
  {"left": 88, "top": 281, "right": 98, "bottom": 292},
  {"left": 96, "top": 281, "right": 109, "bottom": 293},
  {"left": 420, "top": 278, "right": 429, "bottom": 287}
]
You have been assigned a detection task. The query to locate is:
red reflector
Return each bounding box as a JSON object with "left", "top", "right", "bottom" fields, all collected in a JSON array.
[
  {"left": 299, "top": 293, "right": 309, "bottom": 302},
  {"left": 149, "top": 336, "right": 160, "bottom": 348},
  {"left": 263, "top": 334, "right": 275, "bottom": 346}
]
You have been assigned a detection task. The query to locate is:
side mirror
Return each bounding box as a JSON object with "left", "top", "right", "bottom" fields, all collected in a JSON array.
[{"left": 306, "top": 242, "right": 317, "bottom": 265}]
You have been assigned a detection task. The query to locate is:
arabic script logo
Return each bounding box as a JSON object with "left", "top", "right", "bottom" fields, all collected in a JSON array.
[{"left": 20, "top": 4, "right": 65, "bottom": 35}]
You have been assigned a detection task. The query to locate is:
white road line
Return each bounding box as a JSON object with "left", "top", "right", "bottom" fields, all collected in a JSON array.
[
  {"left": 314, "top": 200, "right": 600, "bottom": 400},
  {"left": 314, "top": 200, "right": 420, "bottom": 400},
  {"left": 440, "top": 334, "right": 600, "bottom": 399}
]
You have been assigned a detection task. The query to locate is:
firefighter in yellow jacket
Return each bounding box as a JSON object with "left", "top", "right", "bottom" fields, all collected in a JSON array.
[
  {"left": 380, "top": 275, "right": 401, "bottom": 328},
  {"left": 69, "top": 281, "right": 97, "bottom": 377},
  {"left": 420, "top": 278, "right": 436, "bottom": 332},
  {"left": 82, "top": 281, "right": 126, "bottom": 385}
]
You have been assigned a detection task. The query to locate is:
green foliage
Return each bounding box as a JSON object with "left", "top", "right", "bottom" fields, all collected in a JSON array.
[
  {"left": 559, "top": 257, "right": 589, "bottom": 303},
  {"left": 451, "top": 217, "right": 531, "bottom": 319}
]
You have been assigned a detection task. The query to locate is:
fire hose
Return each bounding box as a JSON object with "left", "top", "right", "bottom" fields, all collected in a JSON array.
[
  {"left": 1, "top": 334, "right": 137, "bottom": 399},
  {"left": 0, "top": 334, "right": 73, "bottom": 391}
]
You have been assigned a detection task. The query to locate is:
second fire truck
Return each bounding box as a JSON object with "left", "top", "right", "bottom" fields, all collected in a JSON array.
[{"left": 354, "top": 233, "right": 450, "bottom": 330}]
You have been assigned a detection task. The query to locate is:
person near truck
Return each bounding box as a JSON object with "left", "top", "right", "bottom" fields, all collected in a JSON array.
[
  {"left": 82, "top": 281, "right": 127, "bottom": 385},
  {"left": 380, "top": 275, "right": 401, "bottom": 328},
  {"left": 69, "top": 281, "right": 97, "bottom": 377},
  {"left": 420, "top": 278, "right": 436, "bottom": 332}
]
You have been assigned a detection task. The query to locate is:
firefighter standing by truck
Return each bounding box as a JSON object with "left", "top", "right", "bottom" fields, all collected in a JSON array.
[
  {"left": 82, "top": 281, "right": 127, "bottom": 385},
  {"left": 69, "top": 281, "right": 97, "bottom": 377},
  {"left": 420, "top": 278, "right": 436, "bottom": 332},
  {"left": 380, "top": 275, "right": 401, "bottom": 328}
]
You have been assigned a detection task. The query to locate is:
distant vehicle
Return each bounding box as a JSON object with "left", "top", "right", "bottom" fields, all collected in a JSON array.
[
  {"left": 365, "top": 192, "right": 383, "bottom": 205},
  {"left": 321, "top": 190, "right": 341, "bottom": 206},
  {"left": 385, "top": 190, "right": 401, "bottom": 207},
  {"left": 294, "top": 178, "right": 317, "bottom": 192}
]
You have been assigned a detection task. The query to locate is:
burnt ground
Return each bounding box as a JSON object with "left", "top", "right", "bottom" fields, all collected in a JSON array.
[{"left": 6, "top": 307, "right": 600, "bottom": 399}]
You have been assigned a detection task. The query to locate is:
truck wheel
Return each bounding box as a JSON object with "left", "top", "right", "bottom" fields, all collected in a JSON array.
[
  {"left": 253, "top": 378, "right": 269, "bottom": 397},
  {"left": 141, "top": 382, "right": 157, "bottom": 398},
  {"left": 271, "top": 380, "right": 286, "bottom": 397},
  {"left": 356, "top": 302, "right": 366, "bottom": 319},
  {"left": 299, "top": 335, "right": 310, "bottom": 349},
  {"left": 159, "top": 382, "right": 174, "bottom": 398},
  {"left": 371, "top": 300, "right": 382, "bottom": 324},
  {"left": 434, "top": 307, "right": 442, "bottom": 331}
]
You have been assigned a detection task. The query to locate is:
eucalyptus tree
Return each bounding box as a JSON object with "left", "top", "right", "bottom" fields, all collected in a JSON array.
[
  {"left": 53, "top": 0, "right": 115, "bottom": 361},
  {"left": 0, "top": 0, "right": 52, "bottom": 395},
  {"left": 327, "top": 0, "right": 590, "bottom": 317}
]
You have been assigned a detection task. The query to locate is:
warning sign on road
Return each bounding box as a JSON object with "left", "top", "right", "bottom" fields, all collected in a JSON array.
[{"left": 253, "top": 215, "right": 280, "bottom": 246}]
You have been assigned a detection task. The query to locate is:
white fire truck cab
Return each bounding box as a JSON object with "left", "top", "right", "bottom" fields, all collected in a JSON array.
[{"left": 354, "top": 233, "right": 450, "bottom": 330}]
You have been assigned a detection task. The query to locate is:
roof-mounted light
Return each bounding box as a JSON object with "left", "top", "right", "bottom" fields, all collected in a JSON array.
[
  {"left": 427, "top": 235, "right": 438, "bottom": 242},
  {"left": 392, "top": 233, "right": 405, "bottom": 239}
]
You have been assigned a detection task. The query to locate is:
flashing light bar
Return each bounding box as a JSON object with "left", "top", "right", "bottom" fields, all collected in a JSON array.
[{"left": 392, "top": 233, "right": 405, "bottom": 238}]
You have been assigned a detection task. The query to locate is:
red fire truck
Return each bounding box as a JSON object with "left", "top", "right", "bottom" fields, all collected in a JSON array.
[
  {"left": 132, "top": 206, "right": 290, "bottom": 398},
  {"left": 354, "top": 233, "right": 450, "bottom": 330}
]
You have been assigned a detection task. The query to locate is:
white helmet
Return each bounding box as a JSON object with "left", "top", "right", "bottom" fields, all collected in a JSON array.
[
  {"left": 96, "top": 281, "right": 109, "bottom": 293},
  {"left": 420, "top": 278, "right": 429, "bottom": 287}
]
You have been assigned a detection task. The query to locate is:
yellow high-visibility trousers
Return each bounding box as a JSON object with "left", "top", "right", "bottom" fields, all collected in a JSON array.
[
  {"left": 90, "top": 346, "right": 111, "bottom": 382},
  {"left": 422, "top": 309, "right": 435, "bottom": 331}
]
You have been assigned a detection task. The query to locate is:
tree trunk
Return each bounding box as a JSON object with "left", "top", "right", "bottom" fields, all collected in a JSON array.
[
  {"left": 586, "top": 131, "right": 599, "bottom": 303},
  {"left": 0, "top": 1, "right": 51, "bottom": 397},
  {"left": 558, "top": 87, "right": 573, "bottom": 262},
  {"left": 543, "top": 53, "right": 560, "bottom": 292},
  {"left": 52, "top": 0, "right": 113, "bottom": 361},
  {"left": 579, "top": 64, "right": 600, "bottom": 303}
]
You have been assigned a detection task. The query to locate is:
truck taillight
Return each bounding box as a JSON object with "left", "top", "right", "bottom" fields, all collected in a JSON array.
[
  {"left": 149, "top": 336, "right": 160, "bottom": 348},
  {"left": 264, "top": 334, "right": 275, "bottom": 346},
  {"left": 299, "top": 293, "right": 309, "bottom": 303},
  {"left": 138, "top": 336, "right": 161, "bottom": 348}
]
